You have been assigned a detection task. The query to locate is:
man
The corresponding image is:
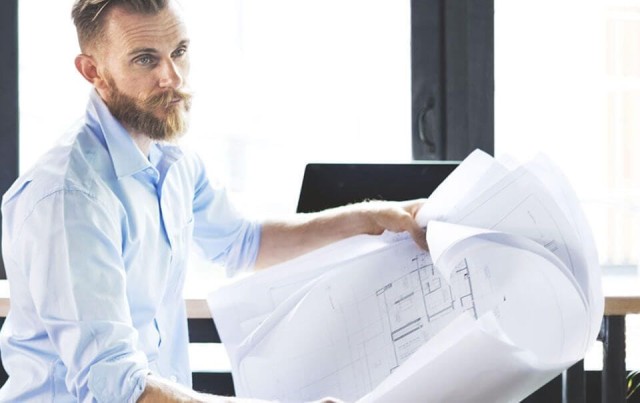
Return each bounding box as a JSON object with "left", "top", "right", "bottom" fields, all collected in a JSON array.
[{"left": 0, "top": 0, "right": 427, "bottom": 401}]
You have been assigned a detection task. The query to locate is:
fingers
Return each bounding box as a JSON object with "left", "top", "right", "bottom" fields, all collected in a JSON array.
[
  {"left": 409, "top": 222, "right": 428, "bottom": 250},
  {"left": 404, "top": 199, "right": 429, "bottom": 250},
  {"left": 367, "top": 201, "right": 428, "bottom": 250},
  {"left": 399, "top": 198, "right": 429, "bottom": 216},
  {"left": 393, "top": 199, "right": 429, "bottom": 250},
  {"left": 359, "top": 199, "right": 429, "bottom": 250}
]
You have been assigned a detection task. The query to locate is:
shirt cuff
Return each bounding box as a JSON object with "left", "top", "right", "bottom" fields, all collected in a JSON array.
[{"left": 88, "top": 351, "right": 149, "bottom": 402}]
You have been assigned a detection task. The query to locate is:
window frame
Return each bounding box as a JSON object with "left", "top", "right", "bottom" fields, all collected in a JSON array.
[
  {"left": 0, "top": 0, "right": 19, "bottom": 279},
  {"left": 411, "top": 0, "right": 494, "bottom": 160}
]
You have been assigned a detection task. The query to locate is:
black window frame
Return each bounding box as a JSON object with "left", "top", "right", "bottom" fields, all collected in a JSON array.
[
  {"left": 0, "top": 0, "right": 19, "bottom": 280},
  {"left": 411, "top": 0, "right": 494, "bottom": 160}
]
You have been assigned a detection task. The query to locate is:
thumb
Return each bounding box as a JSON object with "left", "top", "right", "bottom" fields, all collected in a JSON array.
[{"left": 408, "top": 221, "right": 428, "bottom": 250}]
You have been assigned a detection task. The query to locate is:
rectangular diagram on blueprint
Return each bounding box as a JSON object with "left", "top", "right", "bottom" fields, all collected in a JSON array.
[{"left": 371, "top": 253, "right": 479, "bottom": 384}]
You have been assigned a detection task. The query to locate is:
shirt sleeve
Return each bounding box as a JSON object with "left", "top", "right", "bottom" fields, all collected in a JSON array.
[
  {"left": 190, "top": 155, "right": 261, "bottom": 277},
  {"left": 13, "top": 188, "right": 148, "bottom": 402}
]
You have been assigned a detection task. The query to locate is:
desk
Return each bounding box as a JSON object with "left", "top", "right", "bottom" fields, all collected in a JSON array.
[
  {"left": 0, "top": 279, "right": 637, "bottom": 401},
  {"left": 596, "top": 272, "right": 640, "bottom": 403}
]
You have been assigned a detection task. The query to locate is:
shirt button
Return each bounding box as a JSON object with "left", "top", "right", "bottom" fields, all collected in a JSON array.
[{"left": 170, "top": 375, "right": 178, "bottom": 382}]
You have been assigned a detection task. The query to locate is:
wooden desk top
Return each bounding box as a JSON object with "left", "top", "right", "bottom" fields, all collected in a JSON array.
[
  {"left": 601, "top": 270, "right": 640, "bottom": 315},
  {"left": 0, "top": 276, "right": 637, "bottom": 318},
  {"left": 0, "top": 297, "right": 636, "bottom": 318},
  {"left": 602, "top": 296, "right": 640, "bottom": 316}
]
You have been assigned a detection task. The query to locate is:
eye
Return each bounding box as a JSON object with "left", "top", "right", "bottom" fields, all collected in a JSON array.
[
  {"left": 134, "top": 55, "right": 156, "bottom": 66},
  {"left": 172, "top": 46, "right": 187, "bottom": 59}
]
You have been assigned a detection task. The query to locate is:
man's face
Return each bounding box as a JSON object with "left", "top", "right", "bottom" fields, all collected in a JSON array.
[{"left": 96, "top": 3, "right": 192, "bottom": 141}]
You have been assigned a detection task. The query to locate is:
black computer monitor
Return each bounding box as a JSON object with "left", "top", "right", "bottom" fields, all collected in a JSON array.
[{"left": 296, "top": 162, "right": 459, "bottom": 213}]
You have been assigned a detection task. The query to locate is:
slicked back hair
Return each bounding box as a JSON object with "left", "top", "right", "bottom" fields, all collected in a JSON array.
[{"left": 71, "top": 0, "right": 168, "bottom": 52}]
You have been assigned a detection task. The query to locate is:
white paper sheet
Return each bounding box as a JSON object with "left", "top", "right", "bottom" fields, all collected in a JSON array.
[{"left": 207, "top": 150, "right": 603, "bottom": 402}]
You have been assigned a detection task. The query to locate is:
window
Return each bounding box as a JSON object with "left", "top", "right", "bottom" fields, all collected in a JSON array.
[{"left": 495, "top": 0, "right": 640, "bottom": 268}]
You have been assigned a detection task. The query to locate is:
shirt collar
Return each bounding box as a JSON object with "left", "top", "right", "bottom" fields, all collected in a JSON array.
[{"left": 85, "top": 89, "right": 154, "bottom": 179}]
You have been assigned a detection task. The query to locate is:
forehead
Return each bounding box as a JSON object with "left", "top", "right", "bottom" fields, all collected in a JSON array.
[{"left": 101, "top": 4, "right": 188, "bottom": 54}]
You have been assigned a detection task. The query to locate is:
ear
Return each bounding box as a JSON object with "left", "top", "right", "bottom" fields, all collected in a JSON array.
[{"left": 75, "top": 54, "right": 108, "bottom": 91}]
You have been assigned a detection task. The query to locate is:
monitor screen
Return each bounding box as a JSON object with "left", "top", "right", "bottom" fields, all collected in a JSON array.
[{"left": 296, "top": 162, "right": 459, "bottom": 213}]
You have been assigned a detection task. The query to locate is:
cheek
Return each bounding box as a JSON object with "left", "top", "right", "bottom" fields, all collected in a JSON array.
[
  {"left": 112, "top": 66, "right": 153, "bottom": 91},
  {"left": 124, "top": 78, "right": 156, "bottom": 101}
]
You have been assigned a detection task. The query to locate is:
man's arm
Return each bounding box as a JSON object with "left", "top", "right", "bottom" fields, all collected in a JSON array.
[
  {"left": 138, "top": 374, "right": 237, "bottom": 402},
  {"left": 255, "top": 199, "right": 427, "bottom": 269}
]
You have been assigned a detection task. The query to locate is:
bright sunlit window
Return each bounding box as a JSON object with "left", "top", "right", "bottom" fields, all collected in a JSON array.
[
  {"left": 19, "top": 0, "right": 411, "bottom": 219},
  {"left": 495, "top": 0, "right": 640, "bottom": 268}
]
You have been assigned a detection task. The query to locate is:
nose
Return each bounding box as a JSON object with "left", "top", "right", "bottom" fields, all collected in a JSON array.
[{"left": 158, "top": 59, "right": 183, "bottom": 90}]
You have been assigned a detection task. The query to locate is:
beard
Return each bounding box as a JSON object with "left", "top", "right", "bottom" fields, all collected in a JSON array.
[{"left": 104, "top": 75, "right": 193, "bottom": 142}]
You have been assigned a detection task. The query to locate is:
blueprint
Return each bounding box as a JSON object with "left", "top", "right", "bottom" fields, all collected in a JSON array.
[{"left": 208, "top": 150, "right": 603, "bottom": 402}]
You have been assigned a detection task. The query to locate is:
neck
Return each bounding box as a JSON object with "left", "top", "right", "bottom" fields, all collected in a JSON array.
[{"left": 129, "top": 130, "right": 154, "bottom": 157}]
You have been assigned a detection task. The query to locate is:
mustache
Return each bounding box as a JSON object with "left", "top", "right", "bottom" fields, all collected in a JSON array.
[{"left": 143, "top": 89, "right": 193, "bottom": 109}]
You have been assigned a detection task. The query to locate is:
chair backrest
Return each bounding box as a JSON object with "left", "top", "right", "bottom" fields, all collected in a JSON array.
[{"left": 297, "top": 162, "right": 459, "bottom": 213}]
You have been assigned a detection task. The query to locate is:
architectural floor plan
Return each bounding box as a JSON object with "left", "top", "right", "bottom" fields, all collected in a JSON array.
[{"left": 375, "top": 255, "right": 477, "bottom": 376}]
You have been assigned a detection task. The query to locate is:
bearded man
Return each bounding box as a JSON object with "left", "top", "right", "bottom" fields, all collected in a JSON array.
[{"left": 0, "top": 0, "right": 427, "bottom": 401}]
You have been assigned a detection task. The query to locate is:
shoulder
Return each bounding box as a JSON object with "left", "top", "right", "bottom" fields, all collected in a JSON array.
[
  {"left": 2, "top": 123, "right": 121, "bottom": 235},
  {"left": 6, "top": 123, "right": 110, "bottom": 198}
]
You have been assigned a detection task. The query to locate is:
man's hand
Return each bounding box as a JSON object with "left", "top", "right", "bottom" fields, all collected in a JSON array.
[
  {"left": 137, "top": 375, "right": 342, "bottom": 403},
  {"left": 137, "top": 374, "right": 210, "bottom": 402},
  {"left": 138, "top": 374, "right": 255, "bottom": 402},
  {"left": 356, "top": 199, "right": 428, "bottom": 250}
]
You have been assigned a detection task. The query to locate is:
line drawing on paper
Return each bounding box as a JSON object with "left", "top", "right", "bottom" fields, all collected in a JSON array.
[{"left": 375, "top": 255, "right": 478, "bottom": 375}]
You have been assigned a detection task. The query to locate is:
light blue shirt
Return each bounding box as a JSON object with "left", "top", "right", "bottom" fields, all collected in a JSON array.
[{"left": 0, "top": 90, "right": 261, "bottom": 402}]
